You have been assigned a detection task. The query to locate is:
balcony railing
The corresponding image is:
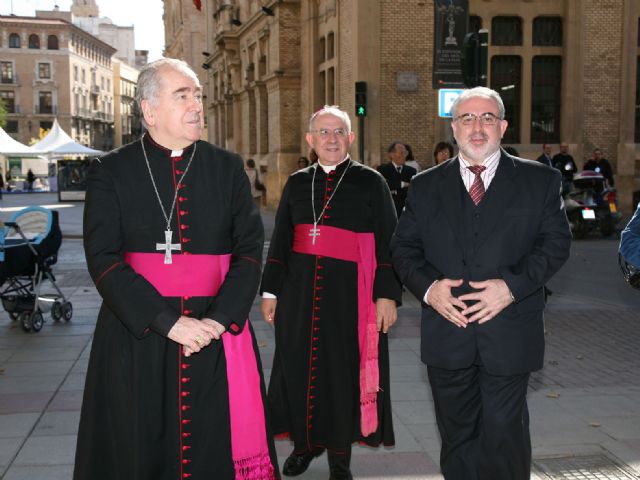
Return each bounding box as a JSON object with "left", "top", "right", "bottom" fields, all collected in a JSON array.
[
  {"left": 0, "top": 73, "right": 18, "bottom": 84},
  {"left": 34, "top": 105, "right": 57, "bottom": 115},
  {"left": 73, "top": 107, "right": 92, "bottom": 118},
  {"left": 91, "top": 84, "right": 100, "bottom": 94},
  {"left": 95, "top": 111, "right": 114, "bottom": 122}
]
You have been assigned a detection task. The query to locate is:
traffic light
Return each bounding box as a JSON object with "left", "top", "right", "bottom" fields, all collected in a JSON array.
[
  {"left": 461, "top": 29, "right": 488, "bottom": 88},
  {"left": 355, "top": 81, "right": 367, "bottom": 117}
]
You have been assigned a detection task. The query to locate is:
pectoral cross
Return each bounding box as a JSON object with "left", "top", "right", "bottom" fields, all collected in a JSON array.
[
  {"left": 156, "top": 230, "right": 181, "bottom": 264},
  {"left": 309, "top": 224, "right": 321, "bottom": 245}
]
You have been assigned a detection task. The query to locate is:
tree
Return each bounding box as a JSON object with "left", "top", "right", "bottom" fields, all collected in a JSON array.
[{"left": 0, "top": 99, "right": 7, "bottom": 129}]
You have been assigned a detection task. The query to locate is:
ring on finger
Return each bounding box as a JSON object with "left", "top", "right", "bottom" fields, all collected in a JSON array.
[{"left": 194, "top": 335, "right": 205, "bottom": 347}]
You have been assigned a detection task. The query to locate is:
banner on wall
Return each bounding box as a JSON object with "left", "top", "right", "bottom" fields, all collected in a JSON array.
[{"left": 432, "top": 0, "right": 469, "bottom": 89}]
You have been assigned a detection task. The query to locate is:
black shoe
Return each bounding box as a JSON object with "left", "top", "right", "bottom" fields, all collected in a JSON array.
[
  {"left": 282, "top": 447, "right": 325, "bottom": 476},
  {"left": 328, "top": 448, "right": 353, "bottom": 480}
]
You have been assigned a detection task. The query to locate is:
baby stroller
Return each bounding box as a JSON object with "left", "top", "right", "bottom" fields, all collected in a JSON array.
[{"left": 0, "top": 206, "right": 73, "bottom": 332}]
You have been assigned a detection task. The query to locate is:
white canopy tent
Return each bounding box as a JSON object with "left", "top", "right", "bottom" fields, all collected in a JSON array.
[
  {"left": 0, "top": 127, "right": 43, "bottom": 156},
  {"left": 32, "top": 119, "right": 102, "bottom": 156}
]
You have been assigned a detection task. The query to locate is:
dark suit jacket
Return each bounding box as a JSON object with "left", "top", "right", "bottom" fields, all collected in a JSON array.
[
  {"left": 535, "top": 153, "right": 552, "bottom": 167},
  {"left": 391, "top": 151, "right": 571, "bottom": 375},
  {"left": 378, "top": 162, "right": 417, "bottom": 216}
]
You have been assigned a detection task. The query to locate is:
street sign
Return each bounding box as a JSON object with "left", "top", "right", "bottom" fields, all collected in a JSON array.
[{"left": 438, "top": 88, "right": 465, "bottom": 117}]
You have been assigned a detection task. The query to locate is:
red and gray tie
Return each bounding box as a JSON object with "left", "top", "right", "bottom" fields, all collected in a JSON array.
[{"left": 468, "top": 165, "right": 486, "bottom": 205}]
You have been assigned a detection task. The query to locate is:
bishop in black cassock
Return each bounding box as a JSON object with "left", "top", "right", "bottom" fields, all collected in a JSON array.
[
  {"left": 74, "top": 59, "right": 278, "bottom": 480},
  {"left": 261, "top": 106, "right": 401, "bottom": 479}
]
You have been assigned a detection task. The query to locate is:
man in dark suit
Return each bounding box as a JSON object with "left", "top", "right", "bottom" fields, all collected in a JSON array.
[
  {"left": 391, "top": 87, "right": 571, "bottom": 480},
  {"left": 535, "top": 143, "right": 553, "bottom": 167},
  {"left": 378, "top": 141, "right": 417, "bottom": 217}
]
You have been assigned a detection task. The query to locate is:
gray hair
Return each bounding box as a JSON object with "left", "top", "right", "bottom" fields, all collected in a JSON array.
[
  {"left": 308, "top": 105, "right": 352, "bottom": 133},
  {"left": 136, "top": 58, "right": 200, "bottom": 129},
  {"left": 450, "top": 86, "right": 505, "bottom": 119}
]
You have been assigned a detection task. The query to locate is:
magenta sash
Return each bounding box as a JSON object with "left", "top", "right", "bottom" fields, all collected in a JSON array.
[
  {"left": 125, "top": 252, "right": 275, "bottom": 480},
  {"left": 292, "top": 224, "right": 379, "bottom": 437}
]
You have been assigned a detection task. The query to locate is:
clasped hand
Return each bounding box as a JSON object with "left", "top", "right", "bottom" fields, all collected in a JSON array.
[
  {"left": 167, "top": 315, "right": 227, "bottom": 357},
  {"left": 427, "top": 278, "right": 513, "bottom": 328}
]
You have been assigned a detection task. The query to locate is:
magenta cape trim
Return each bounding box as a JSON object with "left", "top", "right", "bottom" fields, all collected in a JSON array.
[
  {"left": 292, "top": 224, "right": 380, "bottom": 437},
  {"left": 124, "top": 252, "right": 275, "bottom": 480}
]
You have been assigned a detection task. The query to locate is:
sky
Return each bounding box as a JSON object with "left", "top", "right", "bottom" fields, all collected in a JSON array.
[{"left": 0, "top": 0, "right": 165, "bottom": 60}]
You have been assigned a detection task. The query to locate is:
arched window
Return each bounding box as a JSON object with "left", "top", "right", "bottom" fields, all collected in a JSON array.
[
  {"left": 28, "top": 34, "right": 40, "bottom": 49},
  {"left": 47, "top": 35, "right": 59, "bottom": 50},
  {"left": 491, "top": 16, "right": 522, "bottom": 46},
  {"left": 9, "top": 33, "right": 20, "bottom": 48}
]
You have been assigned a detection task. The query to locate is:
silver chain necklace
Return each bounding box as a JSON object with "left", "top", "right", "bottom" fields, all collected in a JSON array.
[
  {"left": 309, "top": 159, "right": 351, "bottom": 244},
  {"left": 140, "top": 134, "right": 197, "bottom": 264}
]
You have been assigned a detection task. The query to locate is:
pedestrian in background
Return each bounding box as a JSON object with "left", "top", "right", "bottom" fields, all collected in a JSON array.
[
  {"left": 552, "top": 142, "right": 577, "bottom": 195},
  {"left": 261, "top": 105, "right": 400, "bottom": 480},
  {"left": 245, "top": 158, "right": 265, "bottom": 207},
  {"left": 26, "top": 169, "right": 35, "bottom": 191},
  {"left": 619, "top": 202, "right": 640, "bottom": 267},
  {"left": 433, "top": 141, "right": 454, "bottom": 165},
  {"left": 584, "top": 148, "right": 615, "bottom": 186},
  {"left": 391, "top": 86, "right": 571, "bottom": 480},
  {"left": 378, "top": 141, "right": 417, "bottom": 217},
  {"left": 535, "top": 144, "right": 553, "bottom": 167},
  {"left": 297, "top": 156, "right": 310, "bottom": 169},
  {"left": 404, "top": 143, "right": 421, "bottom": 172}
]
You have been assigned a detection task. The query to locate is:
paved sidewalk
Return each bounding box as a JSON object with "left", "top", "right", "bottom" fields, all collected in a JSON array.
[{"left": 0, "top": 194, "right": 639, "bottom": 479}]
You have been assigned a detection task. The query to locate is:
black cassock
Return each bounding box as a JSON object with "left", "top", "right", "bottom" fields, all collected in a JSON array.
[
  {"left": 74, "top": 135, "right": 279, "bottom": 480},
  {"left": 261, "top": 160, "right": 401, "bottom": 452}
]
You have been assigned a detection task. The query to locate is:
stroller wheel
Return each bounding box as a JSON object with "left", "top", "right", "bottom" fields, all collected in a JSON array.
[
  {"left": 19, "top": 311, "right": 33, "bottom": 332},
  {"left": 31, "top": 312, "right": 44, "bottom": 332},
  {"left": 51, "top": 301, "right": 63, "bottom": 321},
  {"left": 62, "top": 302, "right": 73, "bottom": 321}
]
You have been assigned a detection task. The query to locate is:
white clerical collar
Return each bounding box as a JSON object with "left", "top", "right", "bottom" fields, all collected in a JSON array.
[
  {"left": 170, "top": 149, "right": 183, "bottom": 157},
  {"left": 317, "top": 156, "right": 350, "bottom": 173}
]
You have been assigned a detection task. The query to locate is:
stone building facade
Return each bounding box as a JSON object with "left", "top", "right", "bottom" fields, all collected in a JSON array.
[
  {"left": 113, "top": 58, "right": 141, "bottom": 147},
  {"left": 167, "top": 0, "right": 640, "bottom": 210},
  {"left": 0, "top": 15, "right": 116, "bottom": 149},
  {"left": 163, "top": 0, "right": 209, "bottom": 140}
]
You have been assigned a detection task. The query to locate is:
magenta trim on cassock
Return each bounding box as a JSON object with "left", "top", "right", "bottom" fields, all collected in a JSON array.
[
  {"left": 292, "top": 224, "right": 379, "bottom": 437},
  {"left": 124, "top": 252, "right": 276, "bottom": 480}
]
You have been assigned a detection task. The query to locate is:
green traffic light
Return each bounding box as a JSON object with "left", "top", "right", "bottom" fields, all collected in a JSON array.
[{"left": 357, "top": 106, "right": 366, "bottom": 116}]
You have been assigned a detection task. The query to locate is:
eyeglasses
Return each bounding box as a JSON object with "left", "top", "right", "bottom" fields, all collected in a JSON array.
[
  {"left": 311, "top": 128, "right": 349, "bottom": 138},
  {"left": 454, "top": 112, "right": 502, "bottom": 126}
]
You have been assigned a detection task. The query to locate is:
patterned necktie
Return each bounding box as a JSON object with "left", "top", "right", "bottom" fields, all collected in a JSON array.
[{"left": 468, "top": 165, "right": 486, "bottom": 205}]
